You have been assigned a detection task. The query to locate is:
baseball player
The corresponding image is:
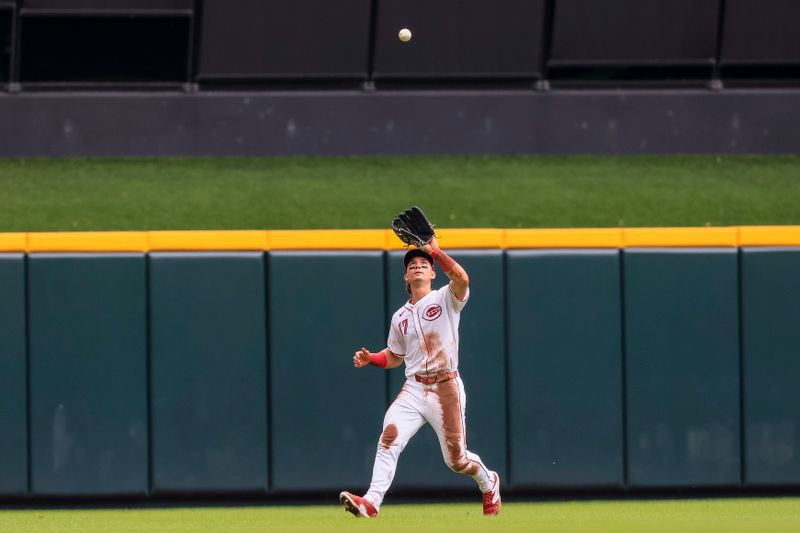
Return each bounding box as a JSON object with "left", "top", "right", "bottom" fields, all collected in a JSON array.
[{"left": 339, "top": 236, "right": 501, "bottom": 517}]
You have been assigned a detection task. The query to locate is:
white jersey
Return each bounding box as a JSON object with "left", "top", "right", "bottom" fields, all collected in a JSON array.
[
  {"left": 387, "top": 283, "right": 469, "bottom": 380},
  {"left": 362, "top": 281, "right": 497, "bottom": 511}
]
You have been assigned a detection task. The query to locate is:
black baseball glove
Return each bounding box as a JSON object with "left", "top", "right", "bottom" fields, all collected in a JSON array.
[{"left": 391, "top": 206, "right": 436, "bottom": 247}]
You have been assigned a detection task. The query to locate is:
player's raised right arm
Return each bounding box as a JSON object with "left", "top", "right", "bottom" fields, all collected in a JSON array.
[
  {"left": 353, "top": 347, "right": 403, "bottom": 369},
  {"left": 422, "top": 236, "right": 469, "bottom": 301}
]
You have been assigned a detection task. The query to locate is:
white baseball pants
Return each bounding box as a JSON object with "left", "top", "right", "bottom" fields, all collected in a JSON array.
[{"left": 363, "top": 376, "right": 494, "bottom": 509}]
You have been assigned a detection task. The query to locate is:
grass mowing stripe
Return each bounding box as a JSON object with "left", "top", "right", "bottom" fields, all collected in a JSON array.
[
  {"left": 0, "top": 156, "right": 799, "bottom": 232},
  {"left": 1, "top": 499, "right": 799, "bottom": 532}
]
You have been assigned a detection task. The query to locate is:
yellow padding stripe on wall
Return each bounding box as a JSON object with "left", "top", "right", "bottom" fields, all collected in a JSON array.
[
  {"left": 270, "top": 229, "right": 386, "bottom": 250},
  {"left": 739, "top": 226, "right": 800, "bottom": 246},
  {"left": 3, "top": 226, "right": 800, "bottom": 253},
  {"left": 506, "top": 228, "right": 623, "bottom": 248},
  {"left": 149, "top": 230, "right": 268, "bottom": 251},
  {"left": 0, "top": 233, "right": 27, "bottom": 252},
  {"left": 434, "top": 229, "right": 506, "bottom": 249},
  {"left": 27, "top": 232, "right": 148, "bottom": 252},
  {"left": 622, "top": 227, "right": 739, "bottom": 247}
]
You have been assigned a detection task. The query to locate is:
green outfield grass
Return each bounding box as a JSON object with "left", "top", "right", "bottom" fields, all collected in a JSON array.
[
  {"left": 0, "top": 155, "right": 799, "bottom": 232},
  {"left": 1, "top": 498, "right": 799, "bottom": 533}
]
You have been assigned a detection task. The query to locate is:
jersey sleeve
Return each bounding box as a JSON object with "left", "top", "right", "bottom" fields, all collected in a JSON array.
[
  {"left": 446, "top": 283, "right": 469, "bottom": 313},
  {"left": 387, "top": 317, "right": 405, "bottom": 356}
]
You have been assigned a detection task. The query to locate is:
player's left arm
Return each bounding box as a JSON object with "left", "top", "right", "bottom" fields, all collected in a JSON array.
[
  {"left": 354, "top": 347, "right": 404, "bottom": 369},
  {"left": 422, "top": 236, "right": 469, "bottom": 301}
]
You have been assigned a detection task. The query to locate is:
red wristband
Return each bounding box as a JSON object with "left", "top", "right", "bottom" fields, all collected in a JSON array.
[
  {"left": 431, "top": 248, "right": 454, "bottom": 273},
  {"left": 369, "top": 351, "right": 388, "bottom": 368}
]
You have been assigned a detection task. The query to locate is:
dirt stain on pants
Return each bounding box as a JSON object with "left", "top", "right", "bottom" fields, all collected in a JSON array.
[
  {"left": 380, "top": 423, "right": 398, "bottom": 449},
  {"left": 433, "top": 379, "right": 479, "bottom": 475}
]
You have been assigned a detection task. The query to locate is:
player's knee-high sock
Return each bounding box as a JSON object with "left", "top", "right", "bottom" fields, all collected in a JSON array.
[
  {"left": 463, "top": 450, "right": 494, "bottom": 492},
  {"left": 446, "top": 449, "right": 493, "bottom": 492}
]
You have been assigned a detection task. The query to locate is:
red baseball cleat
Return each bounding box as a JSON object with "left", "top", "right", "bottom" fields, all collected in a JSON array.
[
  {"left": 482, "top": 472, "right": 501, "bottom": 516},
  {"left": 339, "top": 491, "right": 378, "bottom": 518}
]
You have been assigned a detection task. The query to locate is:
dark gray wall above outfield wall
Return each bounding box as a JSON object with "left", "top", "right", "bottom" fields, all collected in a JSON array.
[{"left": 0, "top": 89, "right": 799, "bottom": 156}]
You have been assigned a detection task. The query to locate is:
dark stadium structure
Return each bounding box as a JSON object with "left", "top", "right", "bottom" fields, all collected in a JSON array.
[{"left": 1, "top": 0, "right": 799, "bottom": 155}]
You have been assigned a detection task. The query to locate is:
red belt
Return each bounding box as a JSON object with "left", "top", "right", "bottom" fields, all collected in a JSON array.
[{"left": 415, "top": 370, "right": 458, "bottom": 384}]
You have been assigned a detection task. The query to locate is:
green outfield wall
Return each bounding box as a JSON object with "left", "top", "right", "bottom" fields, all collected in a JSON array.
[
  {"left": 0, "top": 254, "right": 26, "bottom": 496},
  {"left": 1, "top": 231, "right": 799, "bottom": 498},
  {"left": 27, "top": 254, "right": 148, "bottom": 496},
  {"left": 508, "top": 250, "right": 624, "bottom": 489},
  {"left": 149, "top": 252, "right": 268, "bottom": 494}
]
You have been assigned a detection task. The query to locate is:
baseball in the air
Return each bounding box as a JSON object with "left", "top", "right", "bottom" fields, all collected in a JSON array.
[{"left": 398, "top": 28, "right": 412, "bottom": 42}]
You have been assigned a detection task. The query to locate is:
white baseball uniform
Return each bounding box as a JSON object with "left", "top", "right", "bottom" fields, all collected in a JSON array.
[{"left": 363, "top": 283, "right": 494, "bottom": 509}]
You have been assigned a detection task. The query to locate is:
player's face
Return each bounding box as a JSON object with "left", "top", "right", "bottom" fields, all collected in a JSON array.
[{"left": 405, "top": 257, "right": 435, "bottom": 286}]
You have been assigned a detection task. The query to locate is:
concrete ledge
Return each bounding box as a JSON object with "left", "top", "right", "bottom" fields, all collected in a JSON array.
[{"left": 1, "top": 89, "right": 799, "bottom": 156}]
